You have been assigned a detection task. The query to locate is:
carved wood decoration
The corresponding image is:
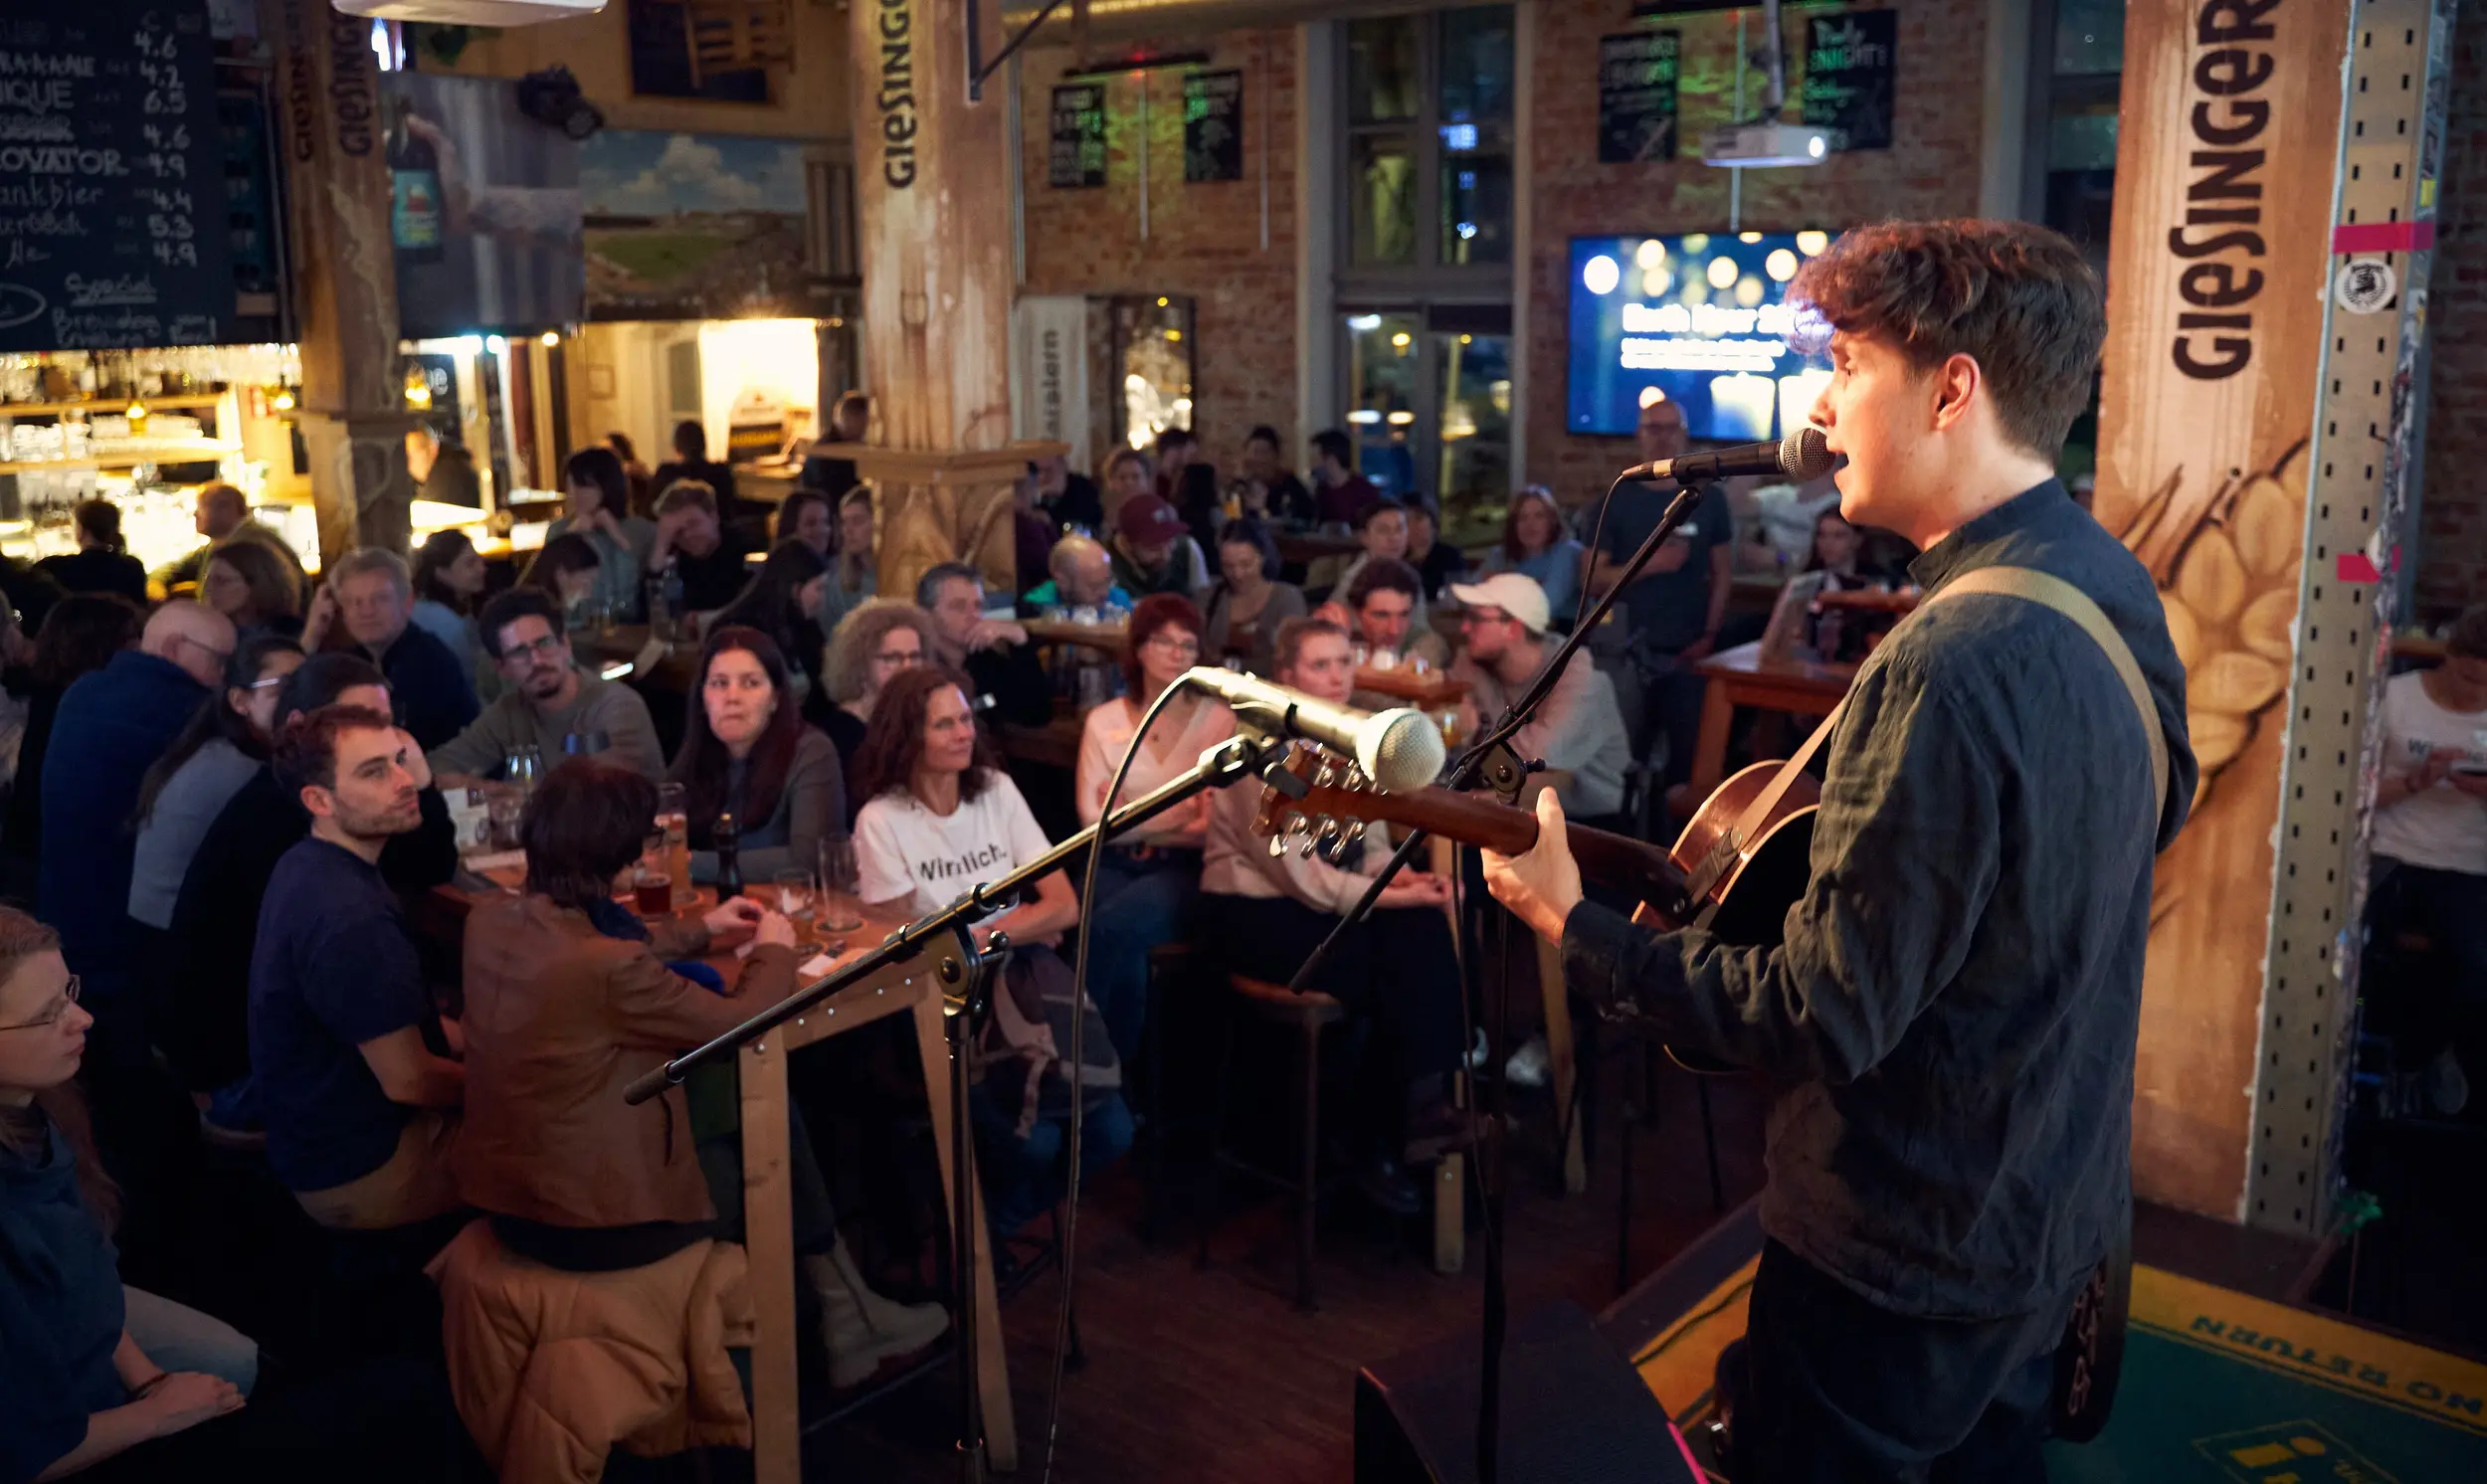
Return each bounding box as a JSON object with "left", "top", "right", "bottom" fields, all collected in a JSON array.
[{"left": 2093, "top": 0, "right": 2353, "bottom": 1219}]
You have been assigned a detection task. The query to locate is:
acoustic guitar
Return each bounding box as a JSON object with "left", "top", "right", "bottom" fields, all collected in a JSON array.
[{"left": 1249, "top": 743, "right": 1820, "bottom": 1072}]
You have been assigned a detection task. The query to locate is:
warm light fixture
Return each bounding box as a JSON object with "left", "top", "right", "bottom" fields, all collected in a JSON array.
[
  {"left": 272, "top": 389, "right": 296, "bottom": 411},
  {"left": 1391, "top": 331, "right": 1412, "bottom": 349},
  {"left": 125, "top": 401, "right": 147, "bottom": 421},
  {"left": 484, "top": 334, "right": 507, "bottom": 354},
  {"left": 539, "top": 330, "right": 560, "bottom": 347}
]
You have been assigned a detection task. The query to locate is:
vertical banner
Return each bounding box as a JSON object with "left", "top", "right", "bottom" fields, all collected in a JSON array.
[
  {"left": 2094, "top": 0, "right": 2353, "bottom": 1217},
  {"left": 1012, "top": 294, "right": 1091, "bottom": 474}
]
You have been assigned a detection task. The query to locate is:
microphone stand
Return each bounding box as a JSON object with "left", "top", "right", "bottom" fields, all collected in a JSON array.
[
  {"left": 1280, "top": 474, "right": 1706, "bottom": 1484},
  {"left": 621, "top": 729, "right": 1299, "bottom": 1483}
]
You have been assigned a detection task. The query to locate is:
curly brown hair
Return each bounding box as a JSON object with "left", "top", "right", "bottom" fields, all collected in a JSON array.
[
  {"left": 1789, "top": 219, "right": 2104, "bottom": 461},
  {"left": 850, "top": 665, "right": 1002, "bottom": 806}
]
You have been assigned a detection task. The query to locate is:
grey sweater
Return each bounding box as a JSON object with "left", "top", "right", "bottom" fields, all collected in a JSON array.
[
  {"left": 688, "top": 727, "right": 845, "bottom": 885},
  {"left": 128, "top": 738, "right": 261, "bottom": 930},
  {"left": 429, "top": 670, "right": 665, "bottom": 783}
]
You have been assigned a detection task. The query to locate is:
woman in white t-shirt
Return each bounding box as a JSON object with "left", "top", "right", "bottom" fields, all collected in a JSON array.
[
  {"left": 2368, "top": 611, "right": 2487, "bottom": 1114},
  {"left": 851, "top": 666, "right": 1132, "bottom": 1233},
  {"left": 1073, "top": 593, "right": 1234, "bottom": 1062}
]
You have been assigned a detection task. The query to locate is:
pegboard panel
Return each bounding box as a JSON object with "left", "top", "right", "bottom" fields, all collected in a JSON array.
[{"left": 2245, "top": 0, "right": 2454, "bottom": 1235}]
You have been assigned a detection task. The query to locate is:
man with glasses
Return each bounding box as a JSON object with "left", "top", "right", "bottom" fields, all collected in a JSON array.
[
  {"left": 917, "top": 562, "right": 1049, "bottom": 728},
  {"left": 430, "top": 588, "right": 663, "bottom": 787}
]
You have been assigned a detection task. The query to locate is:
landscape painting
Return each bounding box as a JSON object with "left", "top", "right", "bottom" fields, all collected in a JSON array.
[{"left": 580, "top": 130, "right": 826, "bottom": 320}]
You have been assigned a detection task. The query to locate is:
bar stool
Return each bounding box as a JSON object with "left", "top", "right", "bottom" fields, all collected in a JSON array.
[{"left": 1196, "top": 972, "right": 1348, "bottom": 1311}]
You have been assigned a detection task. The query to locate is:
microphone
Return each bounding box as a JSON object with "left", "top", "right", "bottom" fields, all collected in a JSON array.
[
  {"left": 1179, "top": 667, "right": 1446, "bottom": 794},
  {"left": 1621, "top": 424, "right": 1835, "bottom": 484}
]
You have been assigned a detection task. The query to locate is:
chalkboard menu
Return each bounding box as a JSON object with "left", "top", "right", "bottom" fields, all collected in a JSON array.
[
  {"left": 0, "top": 1, "right": 234, "bottom": 351},
  {"left": 1183, "top": 71, "right": 1244, "bottom": 183},
  {"left": 1049, "top": 85, "right": 1107, "bottom": 190},
  {"left": 1598, "top": 32, "right": 1680, "bottom": 165},
  {"left": 1802, "top": 9, "right": 1897, "bottom": 152}
]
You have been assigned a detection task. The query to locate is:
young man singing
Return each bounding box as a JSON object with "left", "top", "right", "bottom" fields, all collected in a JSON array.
[{"left": 1483, "top": 220, "right": 2196, "bottom": 1480}]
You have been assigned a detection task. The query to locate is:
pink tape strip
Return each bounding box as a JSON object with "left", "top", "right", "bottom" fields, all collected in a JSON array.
[{"left": 2332, "top": 221, "right": 2435, "bottom": 254}]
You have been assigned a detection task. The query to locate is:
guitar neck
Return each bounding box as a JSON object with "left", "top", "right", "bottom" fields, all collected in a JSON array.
[{"left": 1350, "top": 786, "right": 1686, "bottom": 912}]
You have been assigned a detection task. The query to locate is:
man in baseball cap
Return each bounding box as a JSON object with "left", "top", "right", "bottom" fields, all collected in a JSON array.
[
  {"left": 1448, "top": 572, "right": 1630, "bottom": 824},
  {"left": 1108, "top": 491, "right": 1209, "bottom": 601}
]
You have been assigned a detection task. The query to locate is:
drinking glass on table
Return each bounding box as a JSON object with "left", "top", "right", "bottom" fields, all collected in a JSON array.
[
  {"left": 816, "top": 836, "right": 864, "bottom": 933},
  {"left": 655, "top": 782, "right": 690, "bottom": 892},
  {"left": 486, "top": 792, "right": 525, "bottom": 851},
  {"left": 504, "top": 744, "right": 544, "bottom": 797},
  {"left": 772, "top": 867, "right": 815, "bottom": 922},
  {"left": 634, "top": 833, "right": 673, "bottom": 915}
]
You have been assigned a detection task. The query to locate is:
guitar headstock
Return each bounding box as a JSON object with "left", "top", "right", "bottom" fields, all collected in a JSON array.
[{"left": 1249, "top": 742, "right": 1381, "bottom": 863}]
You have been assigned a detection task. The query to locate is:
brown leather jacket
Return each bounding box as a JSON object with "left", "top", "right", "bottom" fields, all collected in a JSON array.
[{"left": 454, "top": 893, "right": 798, "bottom": 1228}]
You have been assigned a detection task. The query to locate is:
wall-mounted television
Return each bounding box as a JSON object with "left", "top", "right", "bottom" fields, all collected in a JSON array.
[{"left": 1565, "top": 231, "right": 1837, "bottom": 444}]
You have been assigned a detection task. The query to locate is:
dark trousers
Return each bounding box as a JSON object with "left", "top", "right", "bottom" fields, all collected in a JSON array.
[
  {"left": 1733, "top": 1239, "right": 2076, "bottom": 1484},
  {"left": 2367, "top": 857, "right": 2487, "bottom": 1069}
]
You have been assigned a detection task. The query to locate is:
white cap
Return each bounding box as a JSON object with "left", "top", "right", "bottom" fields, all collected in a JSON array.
[{"left": 1448, "top": 572, "right": 1552, "bottom": 635}]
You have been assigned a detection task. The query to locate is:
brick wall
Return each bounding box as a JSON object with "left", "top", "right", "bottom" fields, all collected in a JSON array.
[
  {"left": 1018, "top": 35, "right": 1300, "bottom": 477},
  {"left": 2415, "top": 3, "right": 2487, "bottom": 622},
  {"left": 1522, "top": 0, "right": 1996, "bottom": 497}
]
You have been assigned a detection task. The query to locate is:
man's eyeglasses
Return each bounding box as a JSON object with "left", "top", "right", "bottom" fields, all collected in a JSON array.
[
  {"left": 0, "top": 975, "right": 80, "bottom": 1032},
  {"left": 505, "top": 633, "right": 568, "bottom": 661}
]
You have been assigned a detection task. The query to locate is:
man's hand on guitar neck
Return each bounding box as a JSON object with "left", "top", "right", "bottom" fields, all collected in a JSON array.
[{"left": 1481, "top": 790, "right": 1585, "bottom": 945}]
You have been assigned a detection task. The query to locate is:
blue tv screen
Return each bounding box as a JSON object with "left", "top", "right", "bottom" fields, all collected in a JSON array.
[{"left": 1565, "top": 231, "right": 1837, "bottom": 444}]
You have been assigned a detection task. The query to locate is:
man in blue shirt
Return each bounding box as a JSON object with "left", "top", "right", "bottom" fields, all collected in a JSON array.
[
  {"left": 251, "top": 703, "right": 466, "bottom": 1231},
  {"left": 40, "top": 602, "right": 234, "bottom": 1058},
  {"left": 304, "top": 547, "right": 478, "bottom": 751}
]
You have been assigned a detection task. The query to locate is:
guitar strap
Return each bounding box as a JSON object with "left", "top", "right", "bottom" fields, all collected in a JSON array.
[{"left": 1713, "top": 565, "right": 2170, "bottom": 876}]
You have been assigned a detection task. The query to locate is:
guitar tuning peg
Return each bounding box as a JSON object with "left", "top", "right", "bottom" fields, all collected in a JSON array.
[
  {"left": 1343, "top": 823, "right": 1367, "bottom": 847},
  {"left": 1294, "top": 834, "right": 1318, "bottom": 858},
  {"left": 1314, "top": 759, "right": 1338, "bottom": 789},
  {"left": 1344, "top": 764, "right": 1369, "bottom": 792},
  {"left": 1266, "top": 835, "right": 1289, "bottom": 859},
  {"left": 1317, "top": 817, "right": 1342, "bottom": 842},
  {"left": 1286, "top": 812, "right": 1311, "bottom": 835}
]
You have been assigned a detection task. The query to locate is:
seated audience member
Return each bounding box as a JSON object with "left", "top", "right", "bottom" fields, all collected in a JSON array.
[
  {"left": 1406, "top": 501, "right": 1468, "bottom": 599},
  {"left": 1237, "top": 424, "right": 1317, "bottom": 526},
  {"left": 197, "top": 539, "right": 304, "bottom": 645},
  {"left": 1108, "top": 492, "right": 1210, "bottom": 601},
  {"left": 1326, "top": 560, "right": 1448, "bottom": 710},
  {"left": 1202, "top": 617, "right": 1463, "bottom": 1214},
  {"left": 455, "top": 760, "right": 944, "bottom": 1386},
  {"left": 1154, "top": 426, "right": 1220, "bottom": 544},
  {"left": 1021, "top": 532, "right": 1134, "bottom": 615},
  {"left": 2367, "top": 604, "right": 2487, "bottom": 1114},
  {"left": 1309, "top": 429, "right": 1380, "bottom": 527},
  {"left": 251, "top": 705, "right": 465, "bottom": 1232},
  {"left": 129, "top": 636, "right": 306, "bottom": 939},
  {"left": 650, "top": 480, "right": 759, "bottom": 618},
  {"left": 431, "top": 589, "right": 666, "bottom": 786},
  {"left": 34, "top": 500, "right": 148, "bottom": 604},
  {"left": 1447, "top": 574, "right": 1629, "bottom": 823},
  {"left": 1100, "top": 447, "right": 1151, "bottom": 529},
  {"left": 1332, "top": 499, "right": 1425, "bottom": 621},
  {"left": 650, "top": 420, "right": 747, "bottom": 527},
  {"left": 1033, "top": 453, "right": 1105, "bottom": 535},
  {"left": 1074, "top": 595, "right": 1234, "bottom": 1060},
  {"left": 522, "top": 530, "right": 605, "bottom": 624},
  {"left": 822, "top": 489, "right": 879, "bottom": 638},
  {"left": 712, "top": 538, "right": 834, "bottom": 721},
  {"left": 1201, "top": 518, "right": 1306, "bottom": 675},
  {"left": 822, "top": 600, "right": 936, "bottom": 822},
  {"left": 1480, "top": 485, "right": 1585, "bottom": 626},
  {"left": 776, "top": 486, "right": 835, "bottom": 558},
  {"left": 852, "top": 668, "right": 1131, "bottom": 1234},
  {"left": 166, "top": 657, "right": 457, "bottom": 1123},
  {"left": 797, "top": 391, "right": 869, "bottom": 498},
  {"left": 1800, "top": 507, "right": 1903, "bottom": 663},
  {"left": 0, "top": 909, "right": 273, "bottom": 1482},
  {"left": 303, "top": 547, "right": 478, "bottom": 751},
  {"left": 670, "top": 628, "right": 845, "bottom": 886},
  {"left": 155, "top": 480, "right": 305, "bottom": 596},
  {"left": 0, "top": 594, "right": 142, "bottom": 905},
  {"left": 407, "top": 424, "right": 482, "bottom": 508},
  {"left": 919, "top": 561, "right": 1051, "bottom": 727},
  {"left": 409, "top": 529, "right": 489, "bottom": 694},
  {"left": 41, "top": 603, "right": 235, "bottom": 1054},
  {"left": 547, "top": 446, "right": 657, "bottom": 624}
]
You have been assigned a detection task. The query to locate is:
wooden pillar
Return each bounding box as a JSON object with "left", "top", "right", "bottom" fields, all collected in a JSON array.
[
  {"left": 850, "top": 0, "right": 1058, "bottom": 602},
  {"left": 268, "top": 0, "right": 414, "bottom": 566},
  {"left": 2094, "top": 0, "right": 2368, "bottom": 1225}
]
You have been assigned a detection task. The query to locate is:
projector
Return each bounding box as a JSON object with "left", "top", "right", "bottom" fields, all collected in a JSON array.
[
  {"left": 334, "top": 0, "right": 608, "bottom": 24},
  {"left": 1701, "top": 122, "right": 1838, "bottom": 169}
]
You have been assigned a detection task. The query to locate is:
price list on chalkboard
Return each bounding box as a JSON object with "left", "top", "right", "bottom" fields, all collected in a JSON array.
[
  {"left": 0, "top": 1, "right": 233, "bottom": 351},
  {"left": 1049, "top": 85, "right": 1107, "bottom": 190}
]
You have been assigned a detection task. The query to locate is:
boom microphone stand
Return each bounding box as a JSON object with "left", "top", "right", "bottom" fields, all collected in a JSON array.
[{"left": 622, "top": 729, "right": 1301, "bottom": 1480}]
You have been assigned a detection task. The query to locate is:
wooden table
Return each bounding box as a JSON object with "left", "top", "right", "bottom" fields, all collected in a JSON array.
[
  {"left": 1021, "top": 617, "right": 1128, "bottom": 654},
  {"left": 1351, "top": 663, "right": 1468, "bottom": 709},
  {"left": 1686, "top": 640, "right": 1857, "bottom": 798},
  {"left": 425, "top": 870, "right": 1017, "bottom": 1479}
]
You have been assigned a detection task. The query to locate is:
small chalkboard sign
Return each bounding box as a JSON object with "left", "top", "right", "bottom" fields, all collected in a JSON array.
[
  {"left": 1183, "top": 71, "right": 1244, "bottom": 184},
  {"left": 1050, "top": 84, "right": 1107, "bottom": 189},
  {"left": 1598, "top": 32, "right": 1680, "bottom": 165},
  {"left": 0, "top": 0, "right": 234, "bottom": 351},
  {"left": 1802, "top": 9, "right": 1897, "bottom": 152}
]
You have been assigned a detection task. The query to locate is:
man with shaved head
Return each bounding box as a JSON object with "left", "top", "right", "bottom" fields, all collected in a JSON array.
[
  {"left": 1019, "top": 532, "right": 1133, "bottom": 614},
  {"left": 152, "top": 481, "right": 308, "bottom": 598}
]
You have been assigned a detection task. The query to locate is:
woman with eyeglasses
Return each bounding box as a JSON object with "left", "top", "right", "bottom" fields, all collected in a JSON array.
[
  {"left": 128, "top": 636, "right": 306, "bottom": 938},
  {"left": 820, "top": 599, "right": 935, "bottom": 828},
  {"left": 1072, "top": 593, "right": 1233, "bottom": 1061}
]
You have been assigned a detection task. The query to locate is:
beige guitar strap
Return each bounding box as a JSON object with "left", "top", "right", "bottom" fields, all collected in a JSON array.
[{"left": 1715, "top": 565, "right": 2170, "bottom": 866}]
